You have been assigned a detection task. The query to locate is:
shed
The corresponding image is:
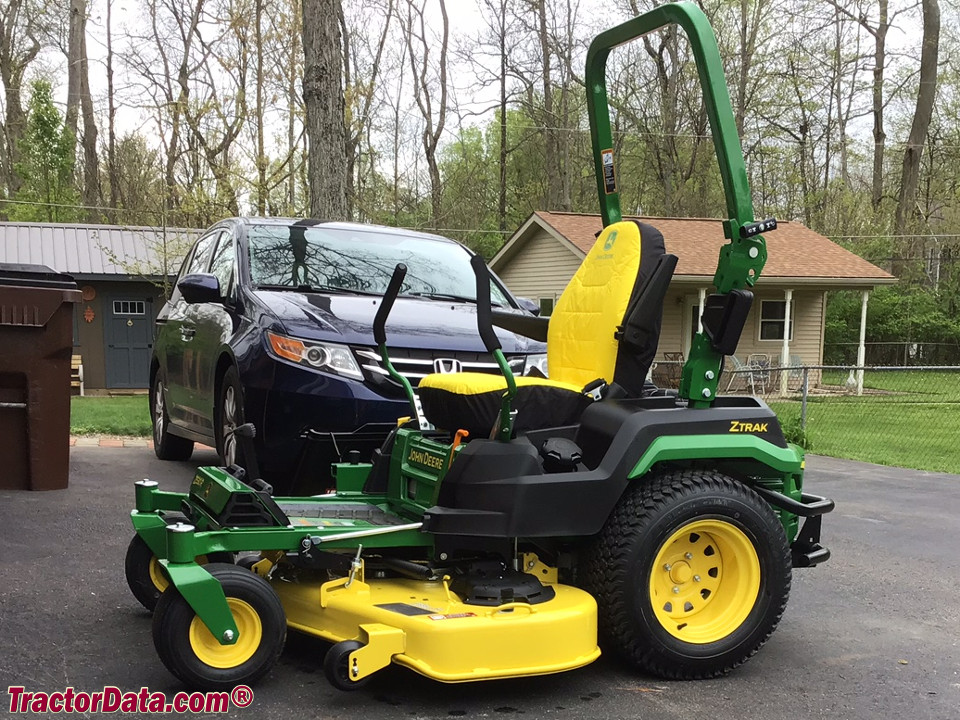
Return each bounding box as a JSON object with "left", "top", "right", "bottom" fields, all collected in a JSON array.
[{"left": 0, "top": 222, "right": 202, "bottom": 391}]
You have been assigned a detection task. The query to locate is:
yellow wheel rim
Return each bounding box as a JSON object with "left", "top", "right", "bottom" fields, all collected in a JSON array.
[
  {"left": 148, "top": 556, "right": 169, "bottom": 593},
  {"left": 148, "top": 554, "right": 209, "bottom": 594},
  {"left": 188, "top": 598, "right": 262, "bottom": 669},
  {"left": 649, "top": 519, "right": 761, "bottom": 644}
]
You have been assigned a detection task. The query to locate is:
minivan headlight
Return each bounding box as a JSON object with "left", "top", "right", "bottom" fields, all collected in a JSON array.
[{"left": 266, "top": 331, "right": 363, "bottom": 380}]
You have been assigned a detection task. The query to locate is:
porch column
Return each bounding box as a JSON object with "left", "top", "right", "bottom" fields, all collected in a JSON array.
[
  {"left": 856, "top": 289, "right": 869, "bottom": 395},
  {"left": 780, "top": 289, "right": 793, "bottom": 395},
  {"left": 697, "top": 287, "right": 706, "bottom": 333}
]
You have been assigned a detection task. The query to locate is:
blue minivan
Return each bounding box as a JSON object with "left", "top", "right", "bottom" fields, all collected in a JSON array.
[{"left": 150, "top": 218, "right": 546, "bottom": 493}]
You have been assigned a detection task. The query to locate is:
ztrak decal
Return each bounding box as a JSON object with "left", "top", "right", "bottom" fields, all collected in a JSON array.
[{"left": 729, "top": 420, "right": 769, "bottom": 433}]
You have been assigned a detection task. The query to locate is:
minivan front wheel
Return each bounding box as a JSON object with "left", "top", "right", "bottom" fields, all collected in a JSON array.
[
  {"left": 151, "top": 372, "right": 194, "bottom": 461},
  {"left": 216, "top": 366, "right": 246, "bottom": 469}
]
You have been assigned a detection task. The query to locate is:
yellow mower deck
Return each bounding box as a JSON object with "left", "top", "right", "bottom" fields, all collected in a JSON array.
[{"left": 272, "top": 566, "right": 600, "bottom": 683}]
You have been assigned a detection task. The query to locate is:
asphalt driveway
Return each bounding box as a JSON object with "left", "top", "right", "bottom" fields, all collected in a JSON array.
[{"left": 0, "top": 448, "right": 957, "bottom": 719}]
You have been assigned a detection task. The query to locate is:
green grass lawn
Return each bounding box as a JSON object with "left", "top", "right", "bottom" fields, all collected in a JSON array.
[
  {"left": 770, "top": 369, "right": 960, "bottom": 474},
  {"left": 71, "top": 396, "right": 151, "bottom": 437}
]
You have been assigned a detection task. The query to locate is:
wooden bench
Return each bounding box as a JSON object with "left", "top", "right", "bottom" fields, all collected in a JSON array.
[{"left": 71, "top": 354, "right": 84, "bottom": 396}]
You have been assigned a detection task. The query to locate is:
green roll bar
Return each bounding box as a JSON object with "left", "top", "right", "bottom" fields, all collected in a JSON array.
[{"left": 585, "top": 1, "right": 772, "bottom": 407}]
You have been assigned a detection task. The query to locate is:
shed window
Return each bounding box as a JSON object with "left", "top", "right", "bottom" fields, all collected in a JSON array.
[
  {"left": 113, "top": 300, "right": 146, "bottom": 315},
  {"left": 758, "top": 300, "right": 794, "bottom": 341}
]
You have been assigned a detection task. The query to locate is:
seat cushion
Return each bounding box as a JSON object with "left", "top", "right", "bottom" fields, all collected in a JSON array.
[{"left": 419, "top": 372, "right": 591, "bottom": 437}]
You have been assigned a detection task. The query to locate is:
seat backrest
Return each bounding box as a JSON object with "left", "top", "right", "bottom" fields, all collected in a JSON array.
[{"left": 547, "top": 221, "right": 667, "bottom": 390}]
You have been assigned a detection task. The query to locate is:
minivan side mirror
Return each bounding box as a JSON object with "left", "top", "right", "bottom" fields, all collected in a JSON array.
[
  {"left": 178, "top": 273, "right": 221, "bottom": 304},
  {"left": 516, "top": 296, "right": 540, "bottom": 316}
]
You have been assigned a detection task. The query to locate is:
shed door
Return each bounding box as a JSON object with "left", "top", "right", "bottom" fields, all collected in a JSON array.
[{"left": 105, "top": 297, "right": 153, "bottom": 388}]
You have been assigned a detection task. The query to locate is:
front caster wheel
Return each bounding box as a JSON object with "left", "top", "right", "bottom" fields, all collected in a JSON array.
[
  {"left": 152, "top": 563, "right": 286, "bottom": 690},
  {"left": 124, "top": 533, "right": 234, "bottom": 612},
  {"left": 582, "top": 469, "right": 791, "bottom": 679},
  {"left": 324, "top": 640, "right": 371, "bottom": 691}
]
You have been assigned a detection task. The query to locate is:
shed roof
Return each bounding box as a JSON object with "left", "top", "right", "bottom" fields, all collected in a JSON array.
[
  {"left": 0, "top": 221, "right": 203, "bottom": 278},
  {"left": 492, "top": 212, "right": 896, "bottom": 286}
]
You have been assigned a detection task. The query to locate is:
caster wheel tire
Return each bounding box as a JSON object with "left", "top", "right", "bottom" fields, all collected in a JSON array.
[
  {"left": 152, "top": 563, "right": 286, "bottom": 690},
  {"left": 324, "top": 640, "right": 371, "bottom": 691},
  {"left": 582, "top": 469, "right": 791, "bottom": 679},
  {"left": 125, "top": 531, "right": 235, "bottom": 612},
  {"left": 237, "top": 555, "right": 261, "bottom": 571},
  {"left": 151, "top": 372, "right": 194, "bottom": 461}
]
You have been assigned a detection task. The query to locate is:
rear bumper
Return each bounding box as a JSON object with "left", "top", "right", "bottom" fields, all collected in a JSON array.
[
  {"left": 790, "top": 513, "right": 831, "bottom": 568},
  {"left": 752, "top": 486, "right": 834, "bottom": 568}
]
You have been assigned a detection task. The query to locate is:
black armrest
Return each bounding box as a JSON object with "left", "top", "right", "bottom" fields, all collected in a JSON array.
[{"left": 491, "top": 310, "right": 550, "bottom": 342}]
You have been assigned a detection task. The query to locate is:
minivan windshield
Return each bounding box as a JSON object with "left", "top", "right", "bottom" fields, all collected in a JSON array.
[{"left": 247, "top": 224, "right": 510, "bottom": 306}]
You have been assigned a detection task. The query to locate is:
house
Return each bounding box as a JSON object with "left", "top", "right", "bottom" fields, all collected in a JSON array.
[
  {"left": 491, "top": 212, "right": 896, "bottom": 388},
  {"left": 0, "top": 222, "right": 202, "bottom": 392}
]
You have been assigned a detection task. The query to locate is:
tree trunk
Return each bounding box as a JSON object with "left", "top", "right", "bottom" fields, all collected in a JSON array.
[
  {"left": 106, "top": 0, "right": 119, "bottom": 219},
  {"left": 871, "top": 0, "right": 888, "bottom": 211},
  {"left": 302, "top": 0, "right": 347, "bottom": 221},
  {"left": 287, "top": 0, "right": 300, "bottom": 213},
  {"left": 497, "top": 0, "right": 507, "bottom": 232},
  {"left": 77, "top": 9, "right": 99, "bottom": 220},
  {"left": 0, "top": 0, "right": 41, "bottom": 198},
  {"left": 894, "top": 0, "right": 939, "bottom": 238},
  {"left": 534, "top": 0, "right": 559, "bottom": 210},
  {"left": 65, "top": 0, "right": 82, "bottom": 142},
  {"left": 255, "top": 0, "right": 266, "bottom": 215}
]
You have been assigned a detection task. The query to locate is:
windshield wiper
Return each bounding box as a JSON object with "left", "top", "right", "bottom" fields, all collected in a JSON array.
[
  {"left": 404, "top": 291, "right": 504, "bottom": 307},
  {"left": 255, "top": 283, "right": 379, "bottom": 296}
]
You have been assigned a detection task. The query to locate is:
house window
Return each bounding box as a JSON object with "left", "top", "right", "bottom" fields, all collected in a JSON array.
[
  {"left": 758, "top": 300, "right": 794, "bottom": 341},
  {"left": 113, "top": 300, "right": 146, "bottom": 315},
  {"left": 539, "top": 297, "right": 555, "bottom": 317}
]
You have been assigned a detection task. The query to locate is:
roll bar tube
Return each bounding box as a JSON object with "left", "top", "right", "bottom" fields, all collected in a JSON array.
[{"left": 585, "top": 1, "right": 774, "bottom": 406}]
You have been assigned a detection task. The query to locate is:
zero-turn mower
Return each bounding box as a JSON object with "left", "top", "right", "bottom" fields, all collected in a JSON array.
[{"left": 126, "top": 1, "right": 833, "bottom": 691}]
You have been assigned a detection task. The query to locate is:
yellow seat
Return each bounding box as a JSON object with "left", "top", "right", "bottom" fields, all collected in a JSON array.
[{"left": 420, "top": 220, "right": 667, "bottom": 436}]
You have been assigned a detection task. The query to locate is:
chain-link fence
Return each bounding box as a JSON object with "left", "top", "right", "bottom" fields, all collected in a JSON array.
[{"left": 651, "top": 361, "right": 960, "bottom": 474}]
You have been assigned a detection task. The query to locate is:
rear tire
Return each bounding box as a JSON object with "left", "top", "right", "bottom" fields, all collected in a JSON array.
[
  {"left": 151, "top": 372, "right": 194, "bottom": 461},
  {"left": 152, "top": 563, "right": 286, "bottom": 690},
  {"left": 581, "top": 469, "right": 791, "bottom": 679}
]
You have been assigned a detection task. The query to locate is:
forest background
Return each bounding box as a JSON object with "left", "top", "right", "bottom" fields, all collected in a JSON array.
[{"left": 0, "top": 0, "right": 956, "bottom": 361}]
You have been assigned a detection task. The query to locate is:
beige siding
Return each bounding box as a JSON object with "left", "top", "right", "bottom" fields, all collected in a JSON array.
[
  {"left": 649, "top": 288, "right": 825, "bottom": 365},
  {"left": 728, "top": 289, "right": 824, "bottom": 365},
  {"left": 654, "top": 290, "right": 687, "bottom": 357},
  {"left": 496, "top": 229, "right": 583, "bottom": 303}
]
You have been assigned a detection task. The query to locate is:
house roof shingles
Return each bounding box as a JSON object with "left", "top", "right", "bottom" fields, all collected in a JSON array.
[
  {"left": 0, "top": 221, "right": 202, "bottom": 277},
  {"left": 533, "top": 211, "right": 895, "bottom": 283}
]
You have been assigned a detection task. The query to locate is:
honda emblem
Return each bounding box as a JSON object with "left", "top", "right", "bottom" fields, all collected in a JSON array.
[{"left": 433, "top": 358, "right": 463, "bottom": 374}]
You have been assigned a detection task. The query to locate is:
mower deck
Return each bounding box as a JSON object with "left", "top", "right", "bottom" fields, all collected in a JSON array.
[{"left": 274, "top": 567, "right": 599, "bottom": 682}]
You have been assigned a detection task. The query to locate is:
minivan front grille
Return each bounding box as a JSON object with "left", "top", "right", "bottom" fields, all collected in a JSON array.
[{"left": 354, "top": 348, "right": 523, "bottom": 387}]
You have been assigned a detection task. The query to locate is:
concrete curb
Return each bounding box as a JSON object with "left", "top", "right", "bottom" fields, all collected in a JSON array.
[{"left": 70, "top": 436, "right": 216, "bottom": 451}]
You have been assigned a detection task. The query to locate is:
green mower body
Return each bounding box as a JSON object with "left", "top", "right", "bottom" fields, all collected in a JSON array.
[{"left": 127, "top": 1, "right": 833, "bottom": 692}]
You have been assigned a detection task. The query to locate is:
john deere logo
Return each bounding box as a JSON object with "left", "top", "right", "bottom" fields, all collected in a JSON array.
[{"left": 603, "top": 231, "right": 618, "bottom": 251}]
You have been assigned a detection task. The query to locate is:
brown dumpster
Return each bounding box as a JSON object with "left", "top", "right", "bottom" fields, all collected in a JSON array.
[{"left": 0, "top": 264, "right": 81, "bottom": 490}]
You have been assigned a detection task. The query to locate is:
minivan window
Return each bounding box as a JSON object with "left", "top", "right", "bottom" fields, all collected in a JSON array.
[
  {"left": 187, "top": 232, "right": 220, "bottom": 276},
  {"left": 247, "top": 225, "right": 510, "bottom": 306},
  {"left": 208, "top": 232, "right": 236, "bottom": 298}
]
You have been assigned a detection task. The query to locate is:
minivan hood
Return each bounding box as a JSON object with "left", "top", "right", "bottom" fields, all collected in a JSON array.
[{"left": 255, "top": 291, "right": 538, "bottom": 353}]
